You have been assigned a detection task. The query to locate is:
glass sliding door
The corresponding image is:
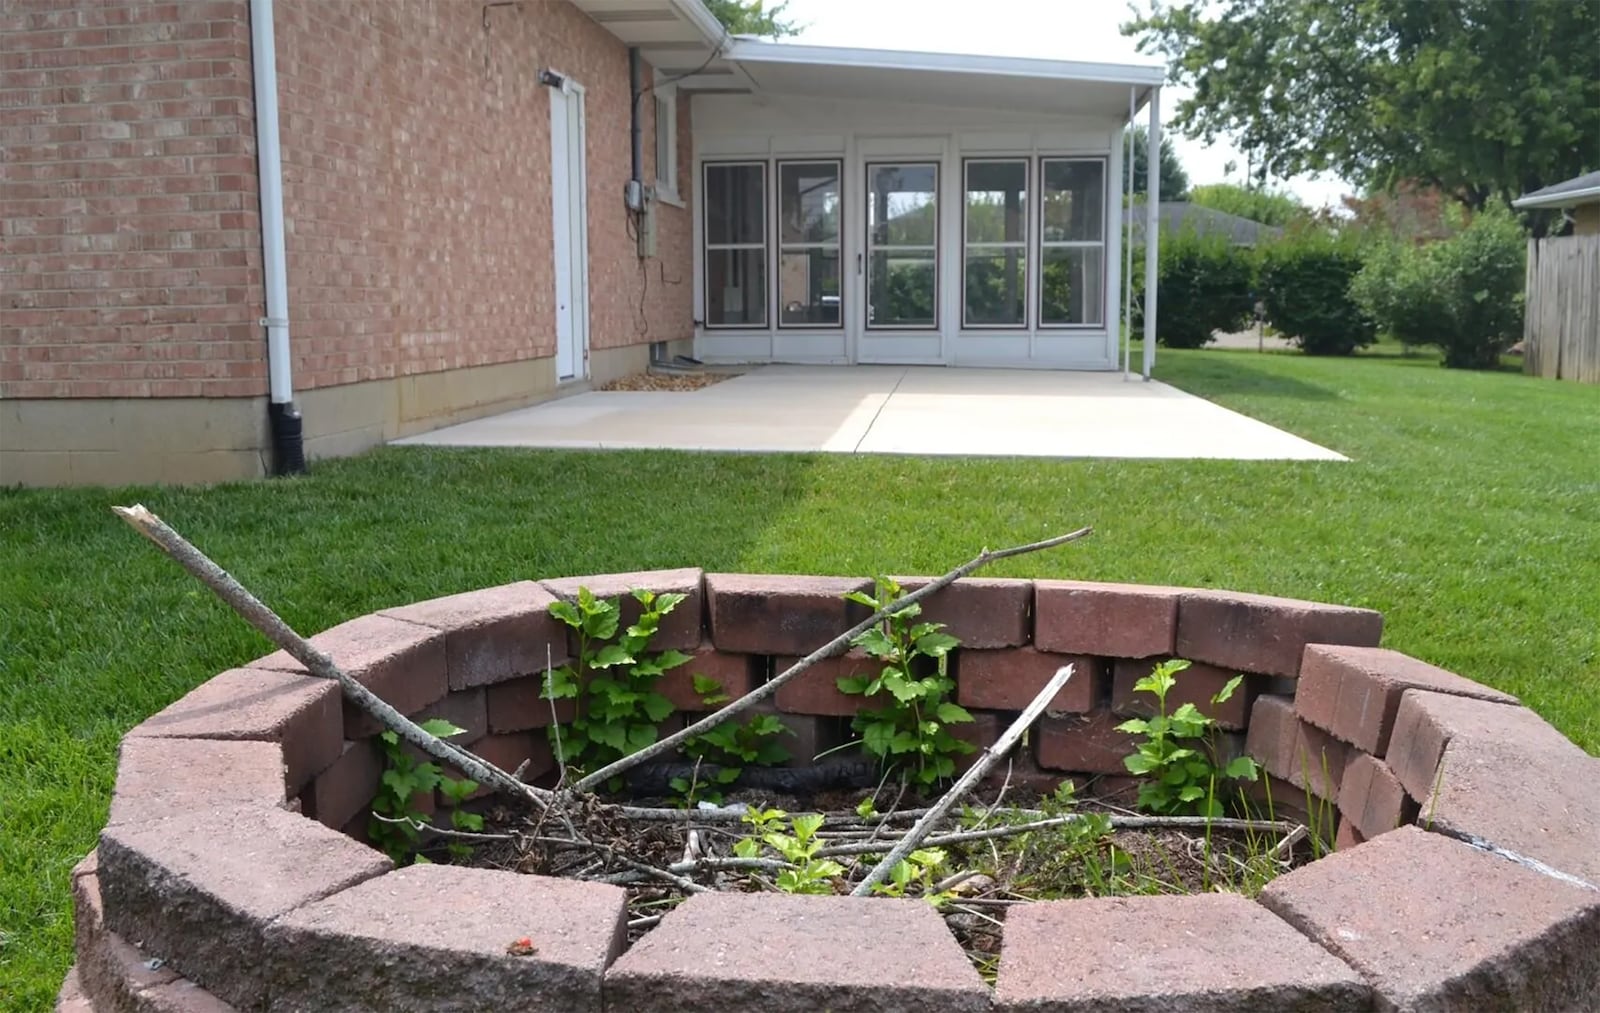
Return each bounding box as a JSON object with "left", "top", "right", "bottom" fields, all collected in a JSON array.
[
  {"left": 1039, "top": 158, "right": 1106, "bottom": 327},
  {"left": 866, "top": 162, "right": 938, "bottom": 329},
  {"left": 703, "top": 162, "right": 768, "bottom": 327},
  {"left": 963, "top": 159, "right": 1028, "bottom": 327},
  {"left": 777, "top": 161, "right": 842, "bottom": 327}
]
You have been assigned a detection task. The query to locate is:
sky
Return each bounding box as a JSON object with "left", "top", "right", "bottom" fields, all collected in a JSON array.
[{"left": 778, "top": 0, "right": 1352, "bottom": 209}]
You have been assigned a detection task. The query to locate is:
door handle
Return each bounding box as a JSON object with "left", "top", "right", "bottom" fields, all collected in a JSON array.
[{"left": 856, "top": 253, "right": 863, "bottom": 275}]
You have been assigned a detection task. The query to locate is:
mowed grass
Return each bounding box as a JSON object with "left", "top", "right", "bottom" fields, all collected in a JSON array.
[{"left": 4, "top": 346, "right": 1598, "bottom": 1007}]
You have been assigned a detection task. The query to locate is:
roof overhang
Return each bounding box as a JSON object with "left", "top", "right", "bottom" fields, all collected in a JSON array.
[
  {"left": 569, "top": 0, "right": 1165, "bottom": 117},
  {"left": 721, "top": 39, "right": 1163, "bottom": 118}
]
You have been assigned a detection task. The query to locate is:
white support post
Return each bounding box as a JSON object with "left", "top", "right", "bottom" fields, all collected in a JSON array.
[
  {"left": 1123, "top": 88, "right": 1135, "bottom": 380},
  {"left": 1142, "top": 87, "right": 1160, "bottom": 380}
]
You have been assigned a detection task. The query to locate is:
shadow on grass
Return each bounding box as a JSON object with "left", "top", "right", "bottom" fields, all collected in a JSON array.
[{"left": 1157, "top": 353, "right": 1341, "bottom": 401}]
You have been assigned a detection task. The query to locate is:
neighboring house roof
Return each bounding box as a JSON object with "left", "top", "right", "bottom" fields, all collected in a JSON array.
[
  {"left": 1123, "top": 202, "right": 1284, "bottom": 245},
  {"left": 568, "top": 0, "right": 1165, "bottom": 118},
  {"left": 1513, "top": 170, "right": 1600, "bottom": 210}
]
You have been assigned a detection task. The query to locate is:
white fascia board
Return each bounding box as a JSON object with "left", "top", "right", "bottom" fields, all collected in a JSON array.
[
  {"left": 724, "top": 39, "right": 1166, "bottom": 88},
  {"left": 1512, "top": 186, "right": 1600, "bottom": 209},
  {"left": 669, "top": 0, "right": 731, "bottom": 50}
]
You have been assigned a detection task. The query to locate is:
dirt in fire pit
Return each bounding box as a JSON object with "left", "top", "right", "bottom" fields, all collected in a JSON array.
[{"left": 444, "top": 777, "right": 1326, "bottom": 983}]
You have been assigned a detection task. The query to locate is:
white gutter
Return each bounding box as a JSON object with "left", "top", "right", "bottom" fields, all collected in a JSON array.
[
  {"left": 669, "top": 0, "right": 731, "bottom": 49},
  {"left": 1142, "top": 86, "right": 1160, "bottom": 380},
  {"left": 1512, "top": 186, "right": 1600, "bottom": 209},
  {"left": 250, "top": 0, "right": 292, "bottom": 406}
]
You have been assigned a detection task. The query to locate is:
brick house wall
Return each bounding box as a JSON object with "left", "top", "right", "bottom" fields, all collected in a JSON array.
[{"left": 1, "top": 0, "right": 693, "bottom": 486}]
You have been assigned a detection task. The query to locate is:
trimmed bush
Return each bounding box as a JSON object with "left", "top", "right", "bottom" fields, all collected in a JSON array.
[
  {"left": 1258, "top": 227, "right": 1375, "bottom": 356},
  {"left": 1351, "top": 205, "right": 1526, "bottom": 369},
  {"left": 1134, "top": 228, "right": 1257, "bottom": 348}
]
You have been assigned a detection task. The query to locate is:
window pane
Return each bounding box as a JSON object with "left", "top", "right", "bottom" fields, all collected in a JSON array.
[
  {"left": 705, "top": 164, "right": 764, "bottom": 245},
  {"left": 868, "top": 164, "right": 937, "bottom": 246},
  {"left": 1040, "top": 247, "right": 1104, "bottom": 325},
  {"left": 965, "top": 161, "right": 1027, "bottom": 245},
  {"left": 706, "top": 248, "right": 767, "bottom": 326},
  {"left": 964, "top": 250, "right": 1027, "bottom": 326},
  {"left": 868, "top": 252, "right": 936, "bottom": 327},
  {"left": 1041, "top": 160, "right": 1105, "bottom": 243},
  {"left": 654, "top": 96, "right": 672, "bottom": 187},
  {"left": 780, "top": 249, "right": 841, "bottom": 326},
  {"left": 779, "top": 162, "right": 840, "bottom": 245}
]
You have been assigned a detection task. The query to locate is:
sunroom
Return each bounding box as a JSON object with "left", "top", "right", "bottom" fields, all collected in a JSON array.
[{"left": 681, "top": 40, "right": 1166, "bottom": 372}]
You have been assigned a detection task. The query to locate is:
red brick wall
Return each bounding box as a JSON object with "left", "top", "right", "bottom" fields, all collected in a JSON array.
[
  {"left": 0, "top": 0, "right": 266, "bottom": 400},
  {"left": 272, "top": 0, "right": 691, "bottom": 391},
  {"left": 0, "top": 0, "right": 692, "bottom": 404}
]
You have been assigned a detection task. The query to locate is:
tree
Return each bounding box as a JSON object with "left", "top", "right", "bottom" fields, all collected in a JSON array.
[
  {"left": 1188, "top": 183, "right": 1304, "bottom": 227},
  {"left": 1124, "top": 0, "right": 1600, "bottom": 216},
  {"left": 703, "top": 0, "right": 798, "bottom": 37},
  {"left": 1125, "top": 125, "right": 1189, "bottom": 199}
]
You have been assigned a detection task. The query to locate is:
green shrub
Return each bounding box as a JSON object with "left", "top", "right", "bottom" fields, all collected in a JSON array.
[
  {"left": 1351, "top": 205, "right": 1526, "bottom": 369},
  {"left": 1133, "top": 227, "right": 1257, "bottom": 348},
  {"left": 1257, "top": 227, "right": 1375, "bottom": 356}
]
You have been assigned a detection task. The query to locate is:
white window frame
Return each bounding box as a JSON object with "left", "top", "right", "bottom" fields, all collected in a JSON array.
[
  {"left": 702, "top": 160, "right": 769, "bottom": 329},
  {"left": 776, "top": 159, "right": 844, "bottom": 331},
  {"left": 653, "top": 77, "right": 682, "bottom": 207},
  {"left": 1037, "top": 156, "right": 1109, "bottom": 329},
  {"left": 962, "top": 157, "right": 1030, "bottom": 330}
]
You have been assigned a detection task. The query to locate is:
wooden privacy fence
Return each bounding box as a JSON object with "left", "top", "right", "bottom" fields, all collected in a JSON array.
[{"left": 1523, "top": 233, "right": 1600, "bottom": 383}]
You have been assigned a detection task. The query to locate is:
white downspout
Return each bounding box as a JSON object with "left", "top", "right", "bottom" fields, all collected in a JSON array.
[
  {"left": 1142, "top": 86, "right": 1160, "bottom": 380},
  {"left": 1123, "top": 87, "right": 1135, "bottom": 380},
  {"left": 249, "top": 0, "right": 303, "bottom": 472}
]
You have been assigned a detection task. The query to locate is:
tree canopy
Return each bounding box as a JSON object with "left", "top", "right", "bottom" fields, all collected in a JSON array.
[
  {"left": 1188, "top": 183, "right": 1304, "bottom": 227},
  {"left": 1124, "top": 0, "right": 1600, "bottom": 210},
  {"left": 703, "top": 0, "right": 798, "bottom": 37},
  {"left": 1125, "top": 125, "right": 1189, "bottom": 200}
]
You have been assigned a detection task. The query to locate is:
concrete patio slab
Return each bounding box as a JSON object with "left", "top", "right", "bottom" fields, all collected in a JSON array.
[{"left": 394, "top": 366, "right": 1346, "bottom": 461}]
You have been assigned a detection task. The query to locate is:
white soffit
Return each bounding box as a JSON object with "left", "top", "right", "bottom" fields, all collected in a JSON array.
[
  {"left": 568, "top": 0, "right": 746, "bottom": 91},
  {"left": 723, "top": 40, "right": 1164, "bottom": 117}
]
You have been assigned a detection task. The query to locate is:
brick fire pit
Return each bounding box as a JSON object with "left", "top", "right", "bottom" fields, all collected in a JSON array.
[{"left": 63, "top": 571, "right": 1600, "bottom": 1011}]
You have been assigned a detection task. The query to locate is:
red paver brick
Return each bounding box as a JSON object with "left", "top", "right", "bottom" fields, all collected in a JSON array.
[
  {"left": 1260, "top": 825, "right": 1600, "bottom": 1010},
  {"left": 1036, "top": 709, "right": 1138, "bottom": 774},
  {"left": 1297, "top": 644, "right": 1518, "bottom": 755},
  {"left": 303, "top": 739, "right": 383, "bottom": 830},
  {"left": 947, "top": 711, "right": 1002, "bottom": 772},
  {"left": 412, "top": 689, "right": 488, "bottom": 745},
  {"left": 1246, "top": 695, "right": 1347, "bottom": 802},
  {"left": 1388, "top": 689, "right": 1600, "bottom": 886},
  {"left": 267, "top": 864, "right": 625, "bottom": 1012},
  {"left": 485, "top": 678, "right": 577, "bottom": 733},
  {"left": 55, "top": 968, "right": 90, "bottom": 1012},
  {"left": 995, "top": 893, "right": 1370, "bottom": 1011},
  {"left": 1175, "top": 591, "right": 1383, "bottom": 677},
  {"left": 773, "top": 650, "right": 880, "bottom": 716},
  {"left": 656, "top": 641, "right": 758, "bottom": 711},
  {"left": 705, "top": 574, "right": 871, "bottom": 656},
  {"left": 125, "top": 666, "right": 342, "bottom": 793},
  {"left": 1335, "top": 817, "right": 1366, "bottom": 851},
  {"left": 250, "top": 614, "right": 447, "bottom": 739},
  {"left": 894, "top": 576, "right": 1032, "bottom": 648},
  {"left": 1034, "top": 580, "right": 1184, "bottom": 658},
  {"left": 1111, "top": 656, "right": 1253, "bottom": 729},
  {"left": 603, "top": 892, "right": 988, "bottom": 1012},
  {"left": 1337, "top": 751, "right": 1415, "bottom": 841},
  {"left": 97, "top": 805, "right": 390, "bottom": 1009},
  {"left": 451, "top": 732, "right": 553, "bottom": 798},
  {"left": 738, "top": 702, "right": 846, "bottom": 767},
  {"left": 542, "top": 568, "right": 704, "bottom": 652},
  {"left": 957, "top": 648, "right": 1098, "bottom": 713},
  {"left": 73, "top": 863, "right": 179, "bottom": 1006},
  {"left": 106, "top": 738, "right": 287, "bottom": 827},
  {"left": 380, "top": 581, "right": 571, "bottom": 691}
]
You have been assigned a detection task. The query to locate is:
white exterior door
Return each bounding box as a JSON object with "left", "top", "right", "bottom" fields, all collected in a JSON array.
[
  {"left": 855, "top": 139, "right": 948, "bottom": 364},
  {"left": 550, "top": 80, "right": 589, "bottom": 382}
]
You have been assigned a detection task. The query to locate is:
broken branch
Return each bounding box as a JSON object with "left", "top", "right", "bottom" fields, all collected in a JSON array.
[
  {"left": 574, "top": 526, "right": 1092, "bottom": 792},
  {"left": 851, "top": 662, "right": 1078, "bottom": 896},
  {"left": 112, "top": 504, "right": 550, "bottom": 811}
]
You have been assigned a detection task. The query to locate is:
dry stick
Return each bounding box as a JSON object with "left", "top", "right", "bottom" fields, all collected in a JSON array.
[
  {"left": 574, "top": 526, "right": 1093, "bottom": 793},
  {"left": 850, "top": 662, "right": 1078, "bottom": 897},
  {"left": 111, "top": 504, "right": 549, "bottom": 811}
]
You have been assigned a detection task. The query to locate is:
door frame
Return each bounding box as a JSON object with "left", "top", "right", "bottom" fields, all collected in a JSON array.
[
  {"left": 852, "top": 137, "right": 950, "bottom": 365},
  {"left": 550, "top": 75, "right": 590, "bottom": 382}
]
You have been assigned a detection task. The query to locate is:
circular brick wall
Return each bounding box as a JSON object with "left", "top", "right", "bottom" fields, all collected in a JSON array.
[{"left": 64, "top": 571, "right": 1600, "bottom": 1011}]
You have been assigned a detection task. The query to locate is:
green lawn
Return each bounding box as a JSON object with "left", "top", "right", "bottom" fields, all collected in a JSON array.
[{"left": 4, "top": 347, "right": 1598, "bottom": 1007}]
